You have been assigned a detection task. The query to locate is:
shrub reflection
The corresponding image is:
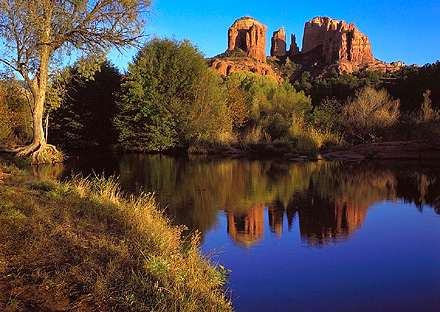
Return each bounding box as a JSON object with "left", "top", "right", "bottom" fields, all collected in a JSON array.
[{"left": 39, "top": 155, "right": 440, "bottom": 247}]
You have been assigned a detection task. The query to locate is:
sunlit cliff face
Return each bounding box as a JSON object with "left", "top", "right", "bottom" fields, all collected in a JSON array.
[{"left": 227, "top": 16, "right": 267, "bottom": 62}]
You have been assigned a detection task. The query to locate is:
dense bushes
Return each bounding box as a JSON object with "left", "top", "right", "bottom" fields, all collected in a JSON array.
[
  {"left": 0, "top": 80, "right": 32, "bottom": 145},
  {"left": 50, "top": 61, "right": 121, "bottom": 151},
  {"left": 4, "top": 37, "right": 438, "bottom": 154},
  {"left": 384, "top": 61, "right": 440, "bottom": 113},
  {"left": 226, "top": 71, "right": 312, "bottom": 141},
  {"left": 115, "top": 38, "right": 247, "bottom": 152},
  {"left": 343, "top": 87, "right": 400, "bottom": 143}
]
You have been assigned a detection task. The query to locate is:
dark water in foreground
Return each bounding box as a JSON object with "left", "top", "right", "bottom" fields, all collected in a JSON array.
[{"left": 36, "top": 154, "right": 440, "bottom": 311}]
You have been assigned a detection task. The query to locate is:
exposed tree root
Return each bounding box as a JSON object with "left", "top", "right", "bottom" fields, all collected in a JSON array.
[
  {"left": 15, "top": 143, "right": 41, "bottom": 156},
  {"left": 28, "top": 144, "right": 64, "bottom": 165},
  {"left": 1, "top": 143, "right": 64, "bottom": 165}
]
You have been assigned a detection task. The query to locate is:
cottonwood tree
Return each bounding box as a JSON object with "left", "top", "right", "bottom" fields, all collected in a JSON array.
[{"left": 0, "top": 0, "right": 150, "bottom": 163}]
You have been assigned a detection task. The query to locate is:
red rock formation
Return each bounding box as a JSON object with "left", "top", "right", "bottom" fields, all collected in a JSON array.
[
  {"left": 228, "top": 16, "right": 267, "bottom": 62},
  {"left": 227, "top": 203, "right": 265, "bottom": 248},
  {"left": 288, "top": 34, "right": 300, "bottom": 57},
  {"left": 207, "top": 57, "right": 283, "bottom": 82},
  {"left": 271, "top": 27, "right": 286, "bottom": 57},
  {"left": 302, "top": 16, "right": 375, "bottom": 65}
]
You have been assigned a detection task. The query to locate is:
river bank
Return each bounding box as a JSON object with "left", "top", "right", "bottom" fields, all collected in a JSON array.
[
  {"left": 207, "top": 140, "right": 440, "bottom": 162},
  {"left": 0, "top": 159, "right": 232, "bottom": 312}
]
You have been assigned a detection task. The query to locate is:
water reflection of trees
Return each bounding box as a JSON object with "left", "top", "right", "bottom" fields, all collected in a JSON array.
[
  {"left": 36, "top": 155, "right": 440, "bottom": 247},
  {"left": 116, "top": 156, "right": 440, "bottom": 247}
]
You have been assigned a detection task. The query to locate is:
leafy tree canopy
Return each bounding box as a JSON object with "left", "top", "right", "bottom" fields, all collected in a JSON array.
[
  {"left": 50, "top": 61, "right": 121, "bottom": 151},
  {"left": 227, "top": 71, "right": 312, "bottom": 140},
  {"left": 116, "top": 38, "right": 218, "bottom": 151},
  {"left": 0, "top": 0, "right": 151, "bottom": 163}
]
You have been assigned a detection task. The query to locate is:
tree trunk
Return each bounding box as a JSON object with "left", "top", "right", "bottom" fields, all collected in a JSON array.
[
  {"left": 45, "top": 113, "right": 49, "bottom": 141},
  {"left": 14, "top": 46, "right": 63, "bottom": 163},
  {"left": 32, "top": 90, "right": 47, "bottom": 147}
]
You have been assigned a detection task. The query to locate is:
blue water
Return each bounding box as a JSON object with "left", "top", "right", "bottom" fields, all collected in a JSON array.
[
  {"left": 202, "top": 202, "right": 440, "bottom": 311},
  {"left": 56, "top": 154, "right": 440, "bottom": 311}
]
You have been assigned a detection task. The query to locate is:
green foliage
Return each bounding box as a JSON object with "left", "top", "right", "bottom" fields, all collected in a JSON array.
[
  {"left": 384, "top": 61, "right": 440, "bottom": 113},
  {"left": 183, "top": 68, "right": 231, "bottom": 145},
  {"left": 213, "top": 48, "right": 249, "bottom": 59},
  {"left": 294, "top": 70, "right": 385, "bottom": 107},
  {"left": 116, "top": 38, "right": 248, "bottom": 152},
  {"left": 312, "top": 98, "right": 343, "bottom": 132},
  {"left": 227, "top": 71, "right": 312, "bottom": 141},
  {"left": 0, "top": 0, "right": 152, "bottom": 153},
  {"left": 50, "top": 61, "right": 121, "bottom": 151},
  {"left": 267, "top": 57, "right": 303, "bottom": 79},
  {"left": 115, "top": 38, "right": 208, "bottom": 151},
  {"left": 0, "top": 80, "right": 32, "bottom": 144}
]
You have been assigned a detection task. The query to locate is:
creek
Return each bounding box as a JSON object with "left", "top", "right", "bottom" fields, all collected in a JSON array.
[{"left": 35, "top": 153, "right": 440, "bottom": 312}]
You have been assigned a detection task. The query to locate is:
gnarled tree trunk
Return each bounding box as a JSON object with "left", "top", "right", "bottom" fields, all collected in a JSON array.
[{"left": 15, "top": 30, "right": 63, "bottom": 164}]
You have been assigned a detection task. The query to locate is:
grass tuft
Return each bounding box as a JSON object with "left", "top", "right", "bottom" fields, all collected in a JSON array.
[{"left": 0, "top": 167, "right": 232, "bottom": 311}]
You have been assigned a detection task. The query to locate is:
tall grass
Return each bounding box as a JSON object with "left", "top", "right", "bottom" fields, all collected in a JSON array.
[{"left": 0, "top": 169, "right": 232, "bottom": 311}]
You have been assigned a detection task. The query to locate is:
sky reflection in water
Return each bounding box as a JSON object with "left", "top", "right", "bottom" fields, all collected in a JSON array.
[{"left": 41, "top": 154, "right": 440, "bottom": 312}]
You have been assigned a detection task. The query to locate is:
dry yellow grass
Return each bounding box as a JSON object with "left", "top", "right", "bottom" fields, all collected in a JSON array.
[{"left": 0, "top": 164, "right": 232, "bottom": 311}]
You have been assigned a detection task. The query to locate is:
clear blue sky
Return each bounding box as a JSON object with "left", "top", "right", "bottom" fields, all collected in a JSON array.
[{"left": 109, "top": 0, "right": 440, "bottom": 71}]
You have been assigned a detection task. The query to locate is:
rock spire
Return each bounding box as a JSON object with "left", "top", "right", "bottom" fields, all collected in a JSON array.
[{"left": 271, "top": 27, "right": 286, "bottom": 57}]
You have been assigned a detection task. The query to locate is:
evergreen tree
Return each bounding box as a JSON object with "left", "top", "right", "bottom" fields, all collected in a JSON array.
[{"left": 51, "top": 61, "right": 121, "bottom": 151}]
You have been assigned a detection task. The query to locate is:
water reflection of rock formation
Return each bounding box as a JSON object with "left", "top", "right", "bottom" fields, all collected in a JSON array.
[
  {"left": 226, "top": 203, "right": 265, "bottom": 248},
  {"left": 67, "top": 155, "right": 440, "bottom": 248},
  {"left": 295, "top": 195, "right": 368, "bottom": 246},
  {"left": 265, "top": 196, "right": 368, "bottom": 246},
  {"left": 226, "top": 195, "right": 370, "bottom": 248}
]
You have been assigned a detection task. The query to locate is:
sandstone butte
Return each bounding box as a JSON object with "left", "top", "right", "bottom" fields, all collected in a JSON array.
[
  {"left": 298, "top": 16, "right": 402, "bottom": 73},
  {"left": 207, "top": 16, "right": 283, "bottom": 82},
  {"left": 208, "top": 16, "right": 404, "bottom": 80},
  {"left": 227, "top": 16, "right": 267, "bottom": 62}
]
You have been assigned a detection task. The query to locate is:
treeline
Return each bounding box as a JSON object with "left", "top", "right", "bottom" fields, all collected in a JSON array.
[
  {"left": 1, "top": 38, "right": 439, "bottom": 155},
  {"left": 293, "top": 62, "right": 440, "bottom": 113}
]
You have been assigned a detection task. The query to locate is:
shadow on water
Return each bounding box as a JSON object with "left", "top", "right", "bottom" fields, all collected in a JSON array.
[{"left": 32, "top": 153, "right": 440, "bottom": 248}]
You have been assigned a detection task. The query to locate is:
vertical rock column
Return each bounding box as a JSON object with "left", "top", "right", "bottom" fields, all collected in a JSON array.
[
  {"left": 271, "top": 27, "right": 287, "bottom": 57},
  {"left": 227, "top": 16, "right": 267, "bottom": 62}
]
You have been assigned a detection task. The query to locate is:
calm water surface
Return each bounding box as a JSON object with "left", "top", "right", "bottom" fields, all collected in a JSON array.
[{"left": 39, "top": 154, "right": 440, "bottom": 311}]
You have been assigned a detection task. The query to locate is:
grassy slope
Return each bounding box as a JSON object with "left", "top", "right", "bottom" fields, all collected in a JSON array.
[{"left": 0, "top": 162, "right": 232, "bottom": 312}]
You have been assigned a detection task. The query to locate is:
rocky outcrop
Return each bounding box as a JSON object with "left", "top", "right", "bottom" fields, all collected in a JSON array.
[
  {"left": 227, "top": 16, "right": 267, "bottom": 62},
  {"left": 211, "top": 15, "right": 402, "bottom": 80},
  {"left": 302, "top": 16, "right": 375, "bottom": 65},
  {"left": 271, "top": 30, "right": 300, "bottom": 58},
  {"left": 293, "top": 16, "right": 402, "bottom": 74},
  {"left": 302, "top": 17, "right": 375, "bottom": 64},
  {"left": 207, "top": 57, "right": 282, "bottom": 82},
  {"left": 271, "top": 27, "right": 286, "bottom": 57}
]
